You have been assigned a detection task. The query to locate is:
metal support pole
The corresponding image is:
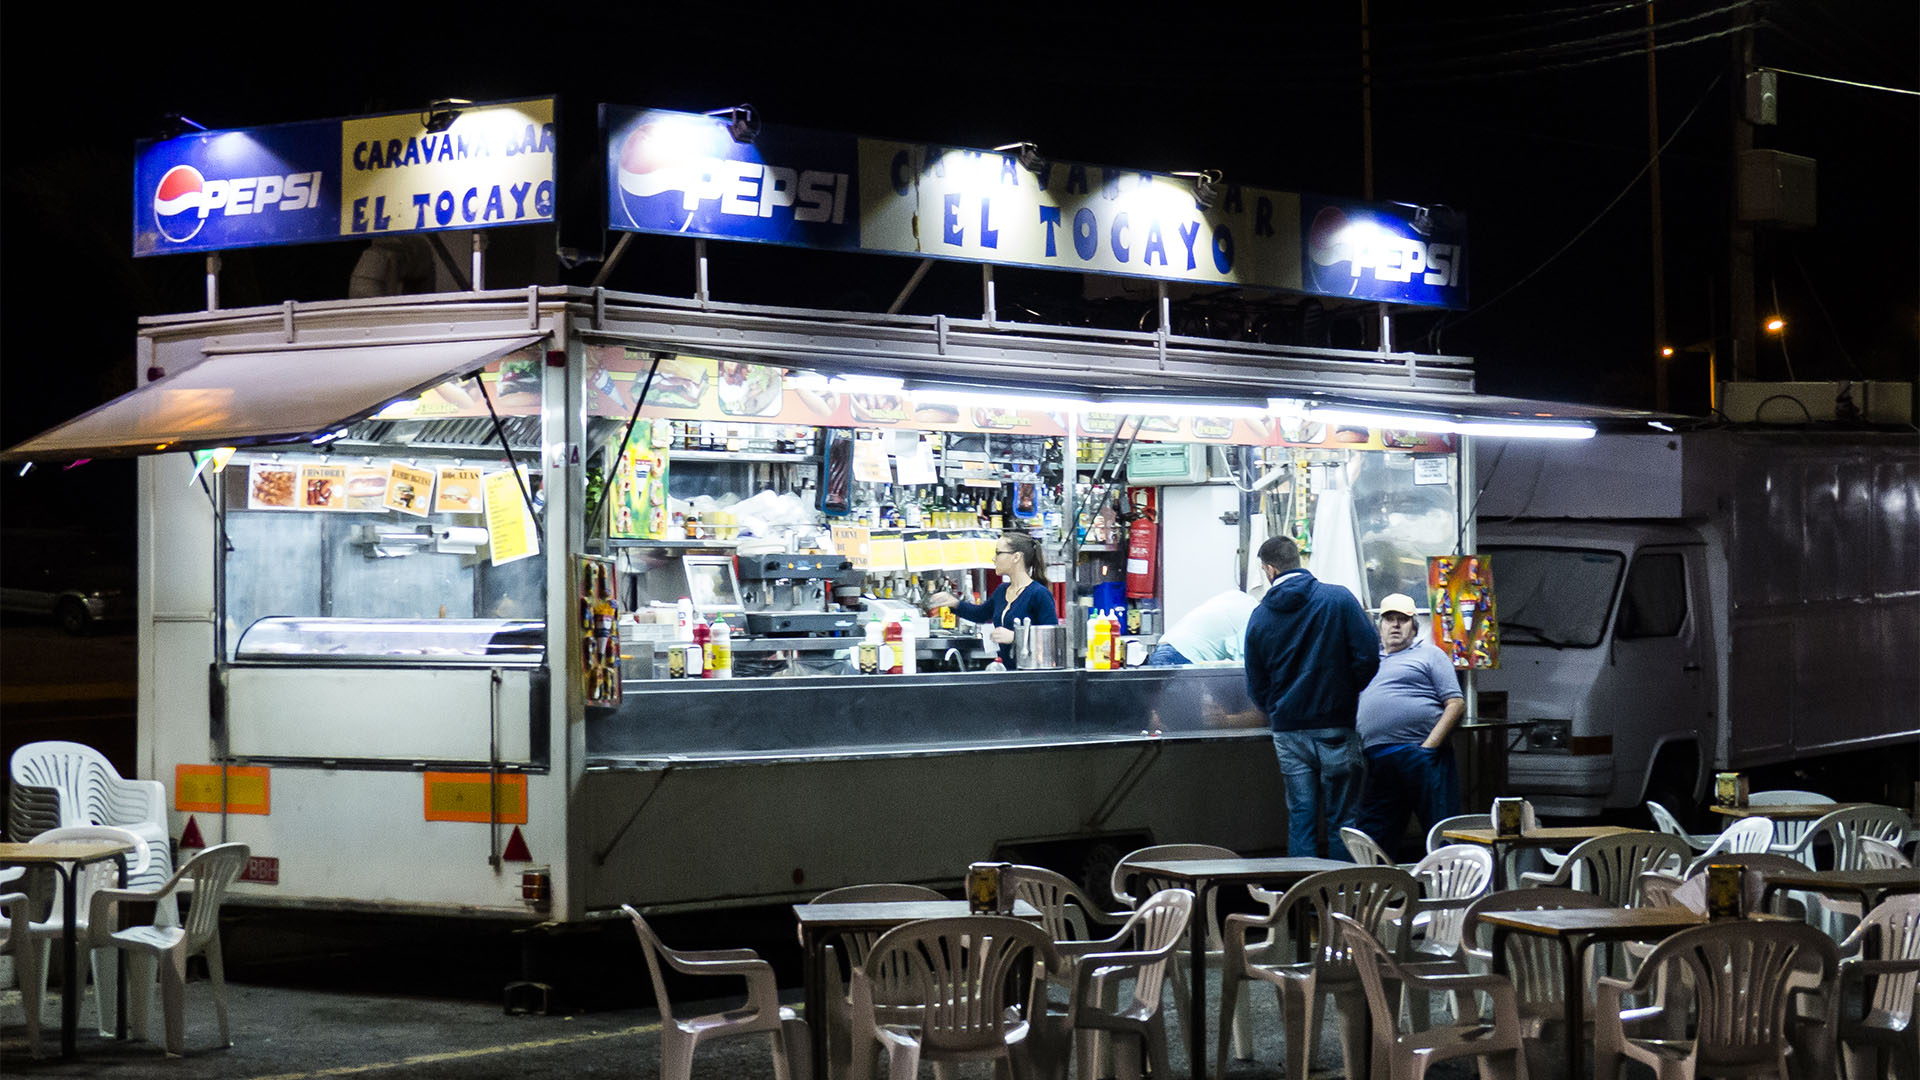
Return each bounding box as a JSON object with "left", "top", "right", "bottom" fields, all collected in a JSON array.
[
  {"left": 1457, "top": 436, "right": 1478, "bottom": 729},
  {"left": 981, "top": 265, "right": 996, "bottom": 325},
  {"left": 205, "top": 254, "right": 221, "bottom": 311},
  {"left": 590, "top": 233, "right": 633, "bottom": 289},
  {"left": 1157, "top": 283, "right": 1170, "bottom": 368},
  {"left": 887, "top": 259, "right": 934, "bottom": 315},
  {"left": 471, "top": 232, "right": 488, "bottom": 292},
  {"left": 695, "top": 239, "right": 710, "bottom": 307},
  {"left": 1379, "top": 303, "right": 1393, "bottom": 353}
]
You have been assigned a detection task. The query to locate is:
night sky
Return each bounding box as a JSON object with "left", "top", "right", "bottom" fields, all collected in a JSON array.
[{"left": 3, "top": 2, "right": 1914, "bottom": 530}]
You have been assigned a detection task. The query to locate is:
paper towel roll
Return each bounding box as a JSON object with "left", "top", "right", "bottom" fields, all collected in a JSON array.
[{"left": 436, "top": 526, "right": 490, "bottom": 553}]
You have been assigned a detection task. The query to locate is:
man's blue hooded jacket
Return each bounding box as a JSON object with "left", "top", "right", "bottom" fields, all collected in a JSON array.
[{"left": 1244, "top": 570, "right": 1380, "bottom": 732}]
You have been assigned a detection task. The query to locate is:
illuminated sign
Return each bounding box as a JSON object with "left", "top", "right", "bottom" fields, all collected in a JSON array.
[
  {"left": 605, "top": 107, "right": 1465, "bottom": 307},
  {"left": 133, "top": 98, "right": 557, "bottom": 257}
]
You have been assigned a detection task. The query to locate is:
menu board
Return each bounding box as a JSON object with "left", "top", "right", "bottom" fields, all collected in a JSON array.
[{"left": 484, "top": 470, "right": 539, "bottom": 567}]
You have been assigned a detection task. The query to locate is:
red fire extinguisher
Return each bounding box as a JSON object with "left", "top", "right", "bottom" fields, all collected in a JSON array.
[{"left": 1125, "top": 488, "right": 1158, "bottom": 598}]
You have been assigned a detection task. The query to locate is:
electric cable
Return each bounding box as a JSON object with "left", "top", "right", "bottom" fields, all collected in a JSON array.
[
  {"left": 1387, "top": 21, "right": 1758, "bottom": 87},
  {"left": 1444, "top": 71, "right": 1724, "bottom": 327}
]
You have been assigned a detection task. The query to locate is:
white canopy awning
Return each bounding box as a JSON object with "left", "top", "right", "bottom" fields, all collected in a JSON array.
[{"left": 3, "top": 335, "right": 544, "bottom": 461}]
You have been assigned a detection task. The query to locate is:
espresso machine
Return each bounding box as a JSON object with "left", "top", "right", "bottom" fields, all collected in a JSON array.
[{"left": 736, "top": 553, "right": 865, "bottom": 636}]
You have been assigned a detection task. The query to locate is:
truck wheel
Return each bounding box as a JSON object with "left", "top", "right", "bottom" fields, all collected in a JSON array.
[
  {"left": 56, "top": 599, "right": 91, "bottom": 636},
  {"left": 1078, "top": 841, "right": 1125, "bottom": 910}
]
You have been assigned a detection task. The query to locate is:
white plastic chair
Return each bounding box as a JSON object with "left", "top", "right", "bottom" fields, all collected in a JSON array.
[
  {"left": 1030, "top": 887, "right": 1193, "bottom": 1080},
  {"left": 1593, "top": 919, "right": 1839, "bottom": 1080},
  {"left": 9, "top": 741, "right": 174, "bottom": 927},
  {"left": 1463, "top": 887, "right": 1612, "bottom": 1077},
  {"left": 0, "top": 884, "right": 35, "bottom": 1050},
  {"left": 1682, "top": 817, "right": 1776, "bottom": 875},
  {"left": 1219, "top": 865, "right": 1421, "bottom": 1080},
  {"left": 1341, "top": 826, "right": 1398, "bottom": 868},
  {"left": 1428, "top": 813, "right": 1492, "bottom": 855},
  {"left": 1109, "top": 843, "right": 1254, "bottom": 1062},
  {"left": 1836, "top": 894, "right": 1920, "bottom": 1079},
  {"left": 1401, "top": 844, "right": 1495, "bottom": 1026},
  {"left": 847, "top": 914, "right": 1058, "bottom": 1080},
  {"left": 1860, "top": 837, "right": 1913, "bottom": 870},
  {"left": 623, "top": 903, "right": 802, "bottom": 1080},
  {"left": 1519, "top": 830, "right": 1690, "bottom": 906},
  {"left": 1647, "top": 800, "right": 1719, "bottom": 853},
  {"left": 802, "top": 883, "right": 946, "bottom": 1079},
  {"left": 1777, "top": 805, "right": 1915, "bottom": 935},
  {"left": 11, "top": 824, "right": 152, "bottom": 1053},
  {"left": 1335, "top": 912, "right": 1530, "bottom": 1079},
  {"left": 1749, "top": 789, "right": 1836, "bottom": 860},
  {"left": 88, "top": 842, "right": 248, "bottom": 1056}
]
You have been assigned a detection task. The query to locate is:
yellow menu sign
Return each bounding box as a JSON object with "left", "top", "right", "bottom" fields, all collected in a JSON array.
[
  {"left": 484, "top": 469, "right": 539, "bottom": 566},
  {"left": 385, "top": 463, "right": 435, "bottom": 517}
]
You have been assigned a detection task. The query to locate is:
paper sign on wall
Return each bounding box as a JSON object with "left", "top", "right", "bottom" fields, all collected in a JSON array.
[
  {"left": 435, "top": 466, "right": 484, "bottom": 514},
  {"left": 853, "top": 437, "right": 893, "bottom": 483},
  {"left": 385, "top": 463, "right": 435, "bottom": 516},
  {"left": 484, "top": 470, "right": 539, "bottom": 566},
  {"left": 1428, "top": 554, "right": 1498, "bottom": 669}
]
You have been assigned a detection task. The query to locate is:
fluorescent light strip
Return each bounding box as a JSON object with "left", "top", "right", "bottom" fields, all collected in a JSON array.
[{"left": 1269, "top": 401, "right": 1594, "bottom": 441}]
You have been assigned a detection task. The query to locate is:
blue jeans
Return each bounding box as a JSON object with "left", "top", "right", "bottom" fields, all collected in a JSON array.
[
  {"left": 1271, "top": 727, "right": 1365, "bottom": 860},
  {"left": 1146, "top": 643, "right": 1191, "bottom": 666},
  {"left": 1354, "top": 743, "right": 1461, "bottom": 861}
]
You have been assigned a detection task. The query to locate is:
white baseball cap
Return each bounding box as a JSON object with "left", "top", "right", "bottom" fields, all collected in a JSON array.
[{"left": 1377, "top": 593, "right": 1419, "bottom": 618}]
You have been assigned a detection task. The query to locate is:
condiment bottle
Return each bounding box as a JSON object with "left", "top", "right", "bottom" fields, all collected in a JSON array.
[
  {"left": 676, "top": 597, "right": 695, "bottom": 635},
  {"left": 885, "top": 621, "right": 904, "bottom": 675},
  {"left": 693, "top": 621, "right": 713, "bottom": 678},
  {"left": 708, "top": 618, "right": 732, "bottom": 679}
]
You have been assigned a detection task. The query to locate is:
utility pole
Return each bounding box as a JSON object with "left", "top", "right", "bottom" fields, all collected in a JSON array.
[
  {"left": 1361, "top": 0, "right": 1375, "bottom": 200},
  {"left": 1728, "top": 21, "right": 1759, "bottom": 383},
  {"left": 1648, "top": 4, "right": 1670, "bottom": 409}
]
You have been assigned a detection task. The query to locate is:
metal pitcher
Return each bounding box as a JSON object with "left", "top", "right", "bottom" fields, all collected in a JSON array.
[{"left": 1011, "top": 620, "right": 1067, "bottom": 669}]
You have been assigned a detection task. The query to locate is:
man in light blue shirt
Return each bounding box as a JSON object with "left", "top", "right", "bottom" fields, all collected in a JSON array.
[
  {"left": 1147, "top": 585, "right": 1263, "bottom": 665},
  {"left": 1353, "top": 592, "right": 1464, "bottom": 860}
]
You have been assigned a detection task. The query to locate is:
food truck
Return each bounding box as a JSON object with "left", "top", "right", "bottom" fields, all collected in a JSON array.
[{"left": 4, "top": 100, "right": 1623, "bottom": 922}]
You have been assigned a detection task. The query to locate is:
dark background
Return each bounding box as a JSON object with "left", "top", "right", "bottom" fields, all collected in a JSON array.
[{"left": 2, "top": 2, "right": 1915, "bottom": 535}]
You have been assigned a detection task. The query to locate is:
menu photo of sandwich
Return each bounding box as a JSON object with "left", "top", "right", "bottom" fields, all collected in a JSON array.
[
  {"left": 344, "top": 467, "right": 390, "bottom": 511},
  {"left": 247, "top": 462, "right": 299, "bottom": 510},
  {"left": 644, "top": 355, "right": 714, "bottom": 410},
  {"left": 298, "top": 464, "right": 350, "bottom": 511},
  {"left": 434, "top": 466, "right": 485, "bottom": 515},
  {"left": 384, "top": 463, "right": 436, "bottom": 518}
]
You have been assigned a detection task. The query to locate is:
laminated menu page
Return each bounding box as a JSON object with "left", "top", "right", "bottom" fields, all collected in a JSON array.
[
  {"left": 484, "top": 469, "right": 539, "bottom": 567},
  {"left": 434, "top": 466, "right": 485, "bottom": 514},
  {"left": 298, "top": 464, "right": 349, "bottom": 511},
  {"left": 247, "top": 462, "right": 298, "bottom": 510},
  {"left": 385, "top": 463, "right": 435, "bottom": 517}
]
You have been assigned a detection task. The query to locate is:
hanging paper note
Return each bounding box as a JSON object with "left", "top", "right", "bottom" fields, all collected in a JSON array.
[
  {"left": 895, "top": 437, "right": 938, "bottom": 485},
  {"left": 385, "top": 463, "right": 435, "bottom": 517},
  {"left": 484, "top": 469, "right": 540, "bottom": 567},
  {"left": 435, "top": 466, "right": 484, "bottom": 514},
  {"left": 853, "top": 436, "right": 893, "bottom": 483}
]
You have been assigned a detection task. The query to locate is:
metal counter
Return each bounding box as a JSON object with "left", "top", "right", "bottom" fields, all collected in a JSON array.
[{"left": 587, "top": 663, "right": 1265, "bottom": 762}]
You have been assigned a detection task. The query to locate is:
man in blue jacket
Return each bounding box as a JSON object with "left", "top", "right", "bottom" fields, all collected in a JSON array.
[{"left": 1244, "top": 536, "right": 1381, "bottom": 860}]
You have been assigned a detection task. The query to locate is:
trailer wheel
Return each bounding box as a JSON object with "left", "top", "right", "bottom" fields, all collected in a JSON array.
[{"left": 1078, "top": 841, "right": 1126, "bottom": 910}]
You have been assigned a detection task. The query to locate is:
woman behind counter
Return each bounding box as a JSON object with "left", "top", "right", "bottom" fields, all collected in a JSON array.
[{"left": 925, "top": 532, "right": 1058, "bottom": 669}]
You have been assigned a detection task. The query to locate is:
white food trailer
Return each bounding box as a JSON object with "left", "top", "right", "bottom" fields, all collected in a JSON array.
[{"left": 3, "top": 100, "right": 1636, "bottom": 925}]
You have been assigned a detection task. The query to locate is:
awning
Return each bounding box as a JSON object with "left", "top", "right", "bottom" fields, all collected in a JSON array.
[{"left": 3, "top": 336, "right": 545, "bottom": 462}]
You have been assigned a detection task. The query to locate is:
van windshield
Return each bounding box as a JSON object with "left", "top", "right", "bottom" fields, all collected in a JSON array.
[{"left": 1482, "top": 546, "right": 1623, "bottom": 648}]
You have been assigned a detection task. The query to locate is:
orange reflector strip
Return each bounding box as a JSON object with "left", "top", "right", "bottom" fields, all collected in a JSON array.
[
  {"left": 423, "top": 772, "right": 528, "bottom": 824},
  {"left": 175, "top": 764, "right": 271, "bottom": 815}
]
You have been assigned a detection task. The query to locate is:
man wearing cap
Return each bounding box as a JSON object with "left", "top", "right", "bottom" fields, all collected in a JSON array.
[{"left": 1354, "top": 593, "right": 1465, "bottom": 859}]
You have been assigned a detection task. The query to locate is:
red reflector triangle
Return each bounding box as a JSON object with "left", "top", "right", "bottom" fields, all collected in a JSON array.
[
  {"left": 501, "top": 826, "right": 533, "bottom": 863},
  {"left": 178, "top": 816, "right": 206, "bottom": 851}
]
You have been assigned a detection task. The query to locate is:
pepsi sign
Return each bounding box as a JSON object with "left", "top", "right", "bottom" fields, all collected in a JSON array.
[
  {"left": 605, "top": 107, "right": 859, "bottom": 250},
  {"left": 135, "top": 120, "right": 339, "bottom": 256},
  {"left": 1302, "top": 198, "right": 1468, "bottom": 309}
]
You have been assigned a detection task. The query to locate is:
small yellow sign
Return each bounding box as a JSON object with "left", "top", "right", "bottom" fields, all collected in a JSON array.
[
  {"left": 867, "top": 535, "right": 906, "bottom": 574},
  {"left": 385, "top": 462, "right": 435, "bottom": 516},
  {"left": 483, "top": 469, "right": 538, "bottom": 566},
  {"left": 175, "top": 765, "right": 271, "bottom": 815},
  {"left": 423, "top": 772, "right": 528, "bottom": 824},
  {"left": 904, "top": 537, "right": 946, "bottom": 572}
]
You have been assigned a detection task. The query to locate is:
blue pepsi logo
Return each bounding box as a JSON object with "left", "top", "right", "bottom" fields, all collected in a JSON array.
[{"left": 154, "top": 165, "right": 208, "bottom": 243}]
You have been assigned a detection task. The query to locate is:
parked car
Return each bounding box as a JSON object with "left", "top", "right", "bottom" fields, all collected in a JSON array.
[{"left": 0, "top": 529, "right": 134, "bottom": 634}]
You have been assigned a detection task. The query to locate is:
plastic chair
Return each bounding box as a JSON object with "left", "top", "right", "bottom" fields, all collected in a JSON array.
[
  {"left": 1030, "top": 888, "right": 1193, "bottom": 1080},
  {"left": 88, "top": 842, "right": 249, "bottom": 1056},
  {"left": 1334, "top": 912, "right": 1530, "bottom": 1079},
  {"left": 9, "top": 741, "right": 171, "bottom": 865},
  {"left": 1681, "top": 817, "right": 1776, "bottom": 875},
  {"left": 1593, "top": 918, "right": 1839, "bottom": 1080},
  {"left": 1518, "top": 830, "right": 1690, "bottom": 906},
  {"left": 1428, "top": 813, "right": 1492, "bottom": 855},
  {"left": 10, "top": 824, "right": 152, "bottom": 1053},
  {"left": 1218, "top": 865, "right": 1421, "bottom": 1080},
  {"left": 1749, "top": 789, "right": 1836, "bottom": 860},
  {"left": 1463, "top": 887, "right": 1612, "bottom": 1077},
  {"left": 1777, "top": 805, "right": 1915, "bottom": 935},
  {"left": 1648, "top": 800, "right": 1719, "bottom": 853},
  {"left": 1860, "top": 836, "right": 1913, "bottom": 870},
  {"left": 1341, "top": 826, "right": 1398, "bottom": 868},
  {"left": 0, "top": 885, "right": 35, "bottom": 1051},
  {"left": 1836, "top": 894, "right": 1920, "bottom": 1079},
  {"left": 622, "top": 904, "right": 802, "bottom": 1080},
  {"left": 1004, "top": 865, "right": 1128, "bottom": 954},
  {"left": 802, "top": 883, "right": 946, "bottom": 1078},
  {"left": 846, "top": 914, "right": 1059, "bottom": 1080},
  {"left": 1400, "top": 844, "right": 1495, "bottom": 1027},
  {"left": 1109, "top": 843, "right": 1254, "bottom": 1062}
]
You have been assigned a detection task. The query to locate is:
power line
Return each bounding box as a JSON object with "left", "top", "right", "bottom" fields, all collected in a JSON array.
[
  {"left": 1443, "top": 72, "right": 1725, "bottom": 329},
  {"left": 1760, "top": 65, "right": 1919, "bottom": 97},
  {"left": 1386, "top": 21, "right": 1756, "bottom": 87}
]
